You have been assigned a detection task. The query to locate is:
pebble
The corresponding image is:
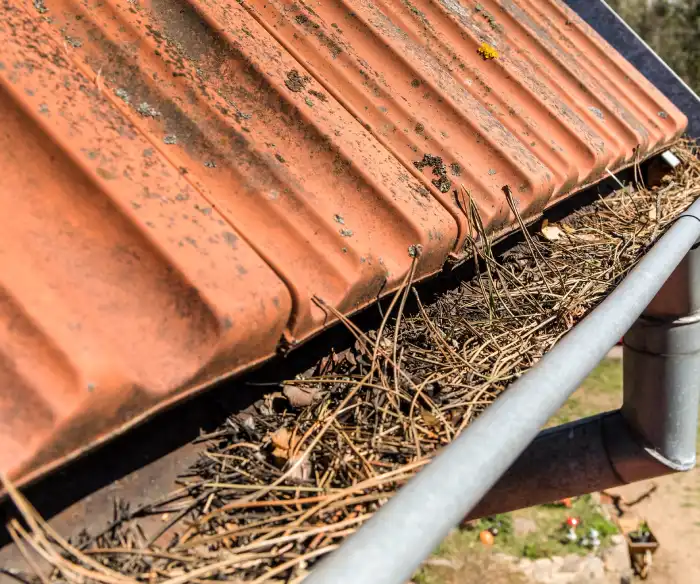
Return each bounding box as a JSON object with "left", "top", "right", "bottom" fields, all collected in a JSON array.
[
  {"left": 532, "top": 558, "right": 555, "bottom": 581},
  {"left": 561, "top": 554, "right": 582, "bottom": 573},
  {"left": 493, "top": 552, "right": 518, "bottom": 564},
  {"left": 514, "top": 554, "right": 608, "bottom": 584}
]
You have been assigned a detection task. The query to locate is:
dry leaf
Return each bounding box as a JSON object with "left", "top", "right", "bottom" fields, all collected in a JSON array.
[
  {"left": 420, "top": 409, "right": 440, "bottom": 429},
  {"left": 354, "top": 338, "right": 369, "bottom": 355},
  {"left": 561, "top": 223, "right": 575, "bottom": 234},
  {"left": 315, "top": 357, "right": 329, "bottom": 375},
  {"left": 270, "top": 427, "right": 291, "bottom": 450},
  {"left": 263, "top": 391, "right": 285, "bottom": 414},
  {"left": 285, "top": 454, "right": 313, "bottom": 482},
  {"left": 283, "top": 384, "right": 319, "bottom": 408},
  {"left": 270, "top": 446, "right": 289, "bottom": 465},
  {"left": 649, "top": 206, "right": 657, "bottom": 221},
  {"left": 541, "top": 224, "right": 564, "bottom": 241},
  {"left": 238, "top": 412, "right": 256, "bottom": 431}
]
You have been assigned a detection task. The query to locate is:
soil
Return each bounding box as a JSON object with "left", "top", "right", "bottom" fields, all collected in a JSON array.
[
  {"left": 284, "top": 69, "right": 309, "bottom": 92},
  {"left": 412, "top": 153, "right": 452, "bottom": 193},
  {"left": 607, "top": 471, "right": 700, "bottom": 584},
  {"left": 417, "top": 549, "right": 528, "bottom": 584}
]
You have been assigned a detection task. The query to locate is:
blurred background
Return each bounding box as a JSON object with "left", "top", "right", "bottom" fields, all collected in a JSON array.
[{"left": 607, "top": 0, "right": 700, "bottom": 93}]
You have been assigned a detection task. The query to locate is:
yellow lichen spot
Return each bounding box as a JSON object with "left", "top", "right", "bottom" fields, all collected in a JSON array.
[{"left": 477, "top": 42, "right": 499, "bottom": 60}]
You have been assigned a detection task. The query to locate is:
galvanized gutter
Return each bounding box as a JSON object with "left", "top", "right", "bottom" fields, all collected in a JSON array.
[
  {"left": 305, "top": 194, "right": 700, "bottom": 584},
  {"left": 458, "top": 217, "right": 700, "bottom": 519}
]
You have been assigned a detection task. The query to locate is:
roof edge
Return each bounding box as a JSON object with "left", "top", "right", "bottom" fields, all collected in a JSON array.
[{"left": 564, "top": 0, "right": 700, "bottom": 139}]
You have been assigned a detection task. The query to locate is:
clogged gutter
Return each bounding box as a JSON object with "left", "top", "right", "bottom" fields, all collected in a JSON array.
[{"left": 5, "top": 141, "right": 700, "bottom": 583}]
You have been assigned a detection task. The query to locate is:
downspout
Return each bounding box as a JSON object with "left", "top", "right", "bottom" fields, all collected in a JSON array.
[{"left": 305, "top": 195, "right": 700, "bottom": 584}]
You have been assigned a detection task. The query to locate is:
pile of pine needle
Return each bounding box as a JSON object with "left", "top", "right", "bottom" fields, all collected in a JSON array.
[{"left": 4, "top": 140, "right": 700, "bottom": 584}]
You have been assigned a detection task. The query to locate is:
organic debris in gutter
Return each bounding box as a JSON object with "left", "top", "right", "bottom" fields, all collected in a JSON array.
[{"left": 4, "top": 141, "right": 700, "bottom": 583}]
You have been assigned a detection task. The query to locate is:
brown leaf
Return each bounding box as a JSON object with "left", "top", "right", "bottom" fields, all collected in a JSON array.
[
  {"left": 285, "top": 454, "right": 313, "bottom": 483},
  {"left": 283, "top": 384, "right": 319, "bottom": 407},
  {"left": 541, "top": 224, "right": 564, "bottom": 241},
  {"left": 420, "top": 409, "right": 440, "bottom": 429},
  {"left": 270, "top": 427, "right": 291, "bottom": 450},
  {"left": 354, "top": 338, "right": 370, "bottom": 356},
  {"left": 315, "top": 356, "right": 330, "bottom": 375}
]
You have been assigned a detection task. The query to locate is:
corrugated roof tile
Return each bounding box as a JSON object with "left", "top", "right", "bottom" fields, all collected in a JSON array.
[{"left": 0, "top": 0, "right": 686, "bottom": 482}]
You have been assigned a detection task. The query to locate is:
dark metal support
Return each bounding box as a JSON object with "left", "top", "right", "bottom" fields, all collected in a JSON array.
[{"left": 466, "top": 411, "right": 675, "bottom": 520}]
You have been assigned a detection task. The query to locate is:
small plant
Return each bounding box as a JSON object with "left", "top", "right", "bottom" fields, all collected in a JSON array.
[
  {"left": 629, "top": 521, "right": 653, "bottom": 543},
  {"left": 588, "top": 514, "right": 619, "bottom": 538},
  {"left": 522, "top": 542, "right": 541, "bottom": 559},
  {"left": 473, "top": 513, "right": 514, "bottom": 537}
]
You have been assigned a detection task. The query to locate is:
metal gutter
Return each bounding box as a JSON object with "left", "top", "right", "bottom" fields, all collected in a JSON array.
[
  {"left": 305, "top": 196, "right": 700, "bottom": 584},
  {"left": 451, "top": 226, "right": 700, "bottom": 519}
]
